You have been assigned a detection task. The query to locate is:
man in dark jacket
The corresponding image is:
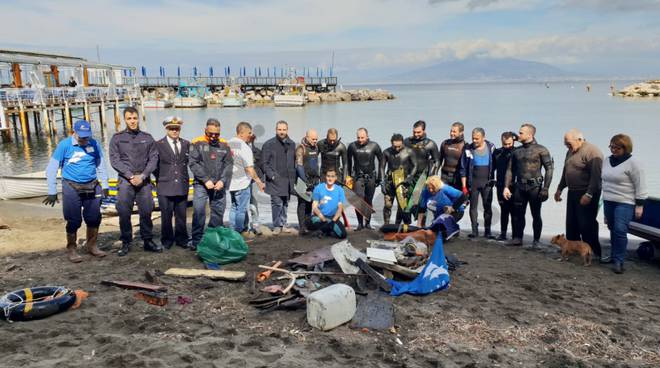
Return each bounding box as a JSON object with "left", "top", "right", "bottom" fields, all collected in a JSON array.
[
  {"left": 262, "top": 120, "right": 297, "bottom": 234},
  {"left": 109, "top": 106, "right": 160, "bottom": 256},
  {"left": 493, "top": 131, "right": 517, "bottom": 241},
  {"left": 460, "top": 127, "right": 496, "bottom": 239},
  {"left": 189, "top": 118, "right": 233, "bottom": 249},
  {"left": 439, "top": 122, "right": 466, "bottom": 189},
  {"left": 154, "top": 116, "right": 191, "bottom": 249}
]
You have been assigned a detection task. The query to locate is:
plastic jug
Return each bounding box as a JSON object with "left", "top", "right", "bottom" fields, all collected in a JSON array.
[{"left": 307, "top": 284, "right": 356, "bottom": 331}]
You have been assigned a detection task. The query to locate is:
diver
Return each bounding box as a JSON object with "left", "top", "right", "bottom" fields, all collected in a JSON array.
[
  {"left": 318, "top": 128, "right": 348, "bottom": 182},
  {"left": 347, "top": 127, "right": 383, "bottom": 230},
  {"left": 438, "top": 121, "right": 466, "bottom": 189},
  {"left": 404, "top": 120, "right": 440, "bottom": 177},
  {"left": 295, "top": 129, "right": 320, "bottom": 234},
  {"left": 503, "top": 123, "right": 554, "bottom": 247},
  {"left": 381, "top": 133, "right": 418, "bottom": 225}
]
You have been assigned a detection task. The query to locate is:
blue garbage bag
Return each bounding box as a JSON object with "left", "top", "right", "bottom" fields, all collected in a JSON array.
[{"left": 387, "top": 232, "right": 450, "bottom": 296}]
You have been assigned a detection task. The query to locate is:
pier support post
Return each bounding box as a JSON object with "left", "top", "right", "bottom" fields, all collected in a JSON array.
[
  {"left": 114, "top": 98, "right": 121, "bottom": 131},
  {"left": 19, "top": 105, "right": 29, "bottom": 139},
  {"left": 33, "top": 111, "right": 41, "bottom": 135},
  {"left": 64, "top": 101, "right": 72, "bottom": 134},
  {"left": 83, "top": 101, "right": 91, "bottom": 122},
  {"left": 42, "top": 107, "right": 52, "bottom": 136}
]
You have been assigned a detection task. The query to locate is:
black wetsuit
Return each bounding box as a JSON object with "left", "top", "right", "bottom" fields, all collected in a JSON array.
[
  {"left": 404, "top": 134, "right": 440, "bottom": 177},
  {"left": 381, "top": 146, "right": 418, "bottom": 225},
  {"left": 347, "top": 140, "right": 383, "bottom": 228},
  {"left": 505, "top": 140, "right": 554, "bottom": 242},
  {"left": 295, "top": 138, "right": 320, "bottom": 232},
  {"left": 493, "top": 146, "right": 514, "bottom": 238},
  {"left": 439, "top": 137, "right": 465, "bottom": 189},
  {"left": 318, "top": 138, "right": 348, "bottom": 182}
]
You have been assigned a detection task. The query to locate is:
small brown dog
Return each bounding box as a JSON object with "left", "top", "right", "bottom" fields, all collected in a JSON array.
[{"left": 550, "top": 234, "right": 592, "bottom": 266}]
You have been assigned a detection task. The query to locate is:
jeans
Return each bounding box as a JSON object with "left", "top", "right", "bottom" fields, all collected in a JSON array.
[
  {"left": 229, "top": 186, "right": 252, "bottom": 233},
  {"left": 566, "top": 189, "right": 601, "bottom": 257},
  {"left": 270, "top": 195, "right": 289, "bottom": 228},
  {"left": 308, "top": 215, "right": 347, "bottom": 239},
  {"left": 192, "top": 183, "right": 226, "bottom": 246},
  {"left": 62, "top": 180, "right": 102, "bottom": 234},
  {"left": 603, "top": 200, "right": 634, "bottom": 265}
]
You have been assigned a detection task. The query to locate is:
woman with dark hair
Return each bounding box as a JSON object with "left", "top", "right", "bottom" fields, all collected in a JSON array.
[{"left": 601, "top": 134, "right": 648, "bottom": 274}]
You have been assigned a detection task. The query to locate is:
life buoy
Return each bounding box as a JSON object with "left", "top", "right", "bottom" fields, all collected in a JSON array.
[{"left": 0, "top": 286, "right": 77, "bottom": 322}]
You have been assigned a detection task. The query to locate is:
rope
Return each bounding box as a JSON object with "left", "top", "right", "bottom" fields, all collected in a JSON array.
[{"left": 1, "top": 286, "right": 70, "bottom": 323}]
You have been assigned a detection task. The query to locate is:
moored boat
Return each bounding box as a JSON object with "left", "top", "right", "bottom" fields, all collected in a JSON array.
[{"left": 274, "top": 77, "right": 307, "bottom": 107}]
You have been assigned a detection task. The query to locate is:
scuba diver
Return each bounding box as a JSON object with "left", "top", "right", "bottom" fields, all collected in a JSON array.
[
  {"left": 438, "top": 121, "right": 466, "bottom": 189},
  {"left": 347, "top": 127, "right": 383, "bottom": 230},
  {"left": 318, "top": 128, "right": 348, "bottom": 182},
  {"left": 404, "top": 120, "right": 440, "bottom": 177},
  {"left": 295, "top": 129, "right": 320, "bottom": 234},
  {"left": 381, "top": 133, "right": 418, "bottom": 225},
  {"left": 493, "top": 131, "right": 517, "bottom": 241},
  {"left": 503, "top": 123, "right": 554, "bottom": 247}
]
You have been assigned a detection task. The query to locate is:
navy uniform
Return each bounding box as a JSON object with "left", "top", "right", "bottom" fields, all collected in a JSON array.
[
  {"left": 154, "top": 117, "right": 191, "bottom": 249},
  {"left": 109, "top": 123, "right": 160, "bottom": 255},
  {"left": 44, "top": 120, "right": 110, "bottom": 263}
]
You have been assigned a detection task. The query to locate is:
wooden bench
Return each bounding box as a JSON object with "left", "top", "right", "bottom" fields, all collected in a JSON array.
[{"left": 628, "top": 197, "right": 660, "bottom": 250}]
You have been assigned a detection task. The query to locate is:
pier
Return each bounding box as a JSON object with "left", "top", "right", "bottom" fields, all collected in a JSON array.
[{"left": 137, "top": 76, "right": 338, "bottom": 92}]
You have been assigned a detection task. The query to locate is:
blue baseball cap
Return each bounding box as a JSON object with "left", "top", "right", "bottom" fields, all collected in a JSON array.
[{"left": 74, "top": 120, "right": 92, "bottom": 138}]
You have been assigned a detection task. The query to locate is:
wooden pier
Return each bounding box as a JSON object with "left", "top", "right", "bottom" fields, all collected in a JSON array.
[{"left": 137, "top": 76, "right": 338, "bottom": 92}]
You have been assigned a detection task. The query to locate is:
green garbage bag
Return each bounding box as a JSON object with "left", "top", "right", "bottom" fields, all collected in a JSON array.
[{"left": 197, "top": 227, "right": 249, "bottom": 265}]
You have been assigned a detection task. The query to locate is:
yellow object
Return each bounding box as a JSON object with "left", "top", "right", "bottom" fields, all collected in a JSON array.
[
  {"left": 391, "top": 168, "right": 407, "bottom": 207},
  {"left": 23, "top": 288, "right": 33, "bottom": 314},
  {"left": 345, "top": 176, "right": 354, "bottom": 190}
]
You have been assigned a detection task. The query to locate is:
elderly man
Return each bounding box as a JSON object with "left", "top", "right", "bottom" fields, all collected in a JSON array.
[
  {"left": 154, "top": 116, "right": 191, "bottom": 249},
  {"left": 44, "top": 120, "right": 109, "bottom": 262},
  {"left": 262, "top": 120, "right": 297, "bottom": 234},
  {"left": 295, "top": 129, "right": 320, "bottom": 234},
  {"left": 554, "top": 129, "right": 604, "bottom": 259}
]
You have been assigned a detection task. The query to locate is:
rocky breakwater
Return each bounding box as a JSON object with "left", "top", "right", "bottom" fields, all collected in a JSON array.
[
  {"left": 616, "top": 80, "right": 660, "bottom": 97},
  {"left": 306, "top": 89, "right": 395, "bottom": 103}
]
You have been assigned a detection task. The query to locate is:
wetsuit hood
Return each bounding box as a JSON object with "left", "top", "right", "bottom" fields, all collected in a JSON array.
[
  {"left": 450, "top": 135, "right": 464, "bottom": 144},
  {"left": 300, "top": 137, "right": 317, "bottom": 149}
]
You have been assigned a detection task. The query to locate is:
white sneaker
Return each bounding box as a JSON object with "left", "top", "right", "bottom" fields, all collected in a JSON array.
[
  {"left": 282, "top": 226, "right": 294, "bottom": 234},
  {"left": 272, "top": 227, "right": 282, "bottom": 235}
]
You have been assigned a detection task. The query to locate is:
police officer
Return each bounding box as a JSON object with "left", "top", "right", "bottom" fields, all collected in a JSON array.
[
  {"left": 404, "top": 120, "right": 440, "bottom": 178},
  {"left": 109, "top": 106, "right": 161, "bottom": 256},
  {"left": 295, "top": 129, "right": 320, "bottom": 234},
  {"left": 381, "top": 133, "right": 418, "bottom": 225},
  {"left": 438, "top": 121, "right": 466, "bottom": 189},
  {"left": 189, "top": 118, "right": 233, "bottom": 249},
  {"left": 154, "top": 116, "right": 191, "bottom": 249},
  {"left": 318, "top": 128, "right": 348, "bottom": 182},
  {"left": 347, "top": 127, "right": 383, "bottom": 230},
  {"left": 44, "top": 120, "right": 110, "bottom": 263},
  {"left": 504, "top": 123, "right": 554, "bottom": 247}
]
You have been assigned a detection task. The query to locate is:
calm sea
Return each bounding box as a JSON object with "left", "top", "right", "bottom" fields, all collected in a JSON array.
[{"left": 2, "top": 81, "right": 658, "bottom": 236}]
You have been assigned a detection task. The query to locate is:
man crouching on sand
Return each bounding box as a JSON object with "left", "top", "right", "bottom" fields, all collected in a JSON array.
[
  {"left": 44, "top": 120, "right": 110, "bottom": 262},
  {"left": 307, "top": 169, "right": 348, "bottom": 239}
]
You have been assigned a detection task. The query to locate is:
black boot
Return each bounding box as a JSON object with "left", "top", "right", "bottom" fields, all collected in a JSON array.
[
  {"left": 613, "top": 262, "right": 624, "bottom": 274},
  {"left": 144, "top": 239, "right": 163, "bottom": 253},
  {"left": 118, "top": 242, "right": 131, "bottom": 257}
]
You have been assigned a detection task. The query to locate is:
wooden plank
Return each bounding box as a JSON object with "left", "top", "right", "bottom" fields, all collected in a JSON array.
[
  {"left": 368, "top": 260, "right": 420, "bottom": 279},
  {"left": 164, "top": 268, "right": 246, "bottom": 281},
  {"left": 100, "top": 280, "right": 167, "bottom": 292}
]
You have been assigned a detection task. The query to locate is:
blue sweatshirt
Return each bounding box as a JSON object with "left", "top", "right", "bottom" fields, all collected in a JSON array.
[{"left": 46, "top": 136, "right": 109, "bottom": 195}]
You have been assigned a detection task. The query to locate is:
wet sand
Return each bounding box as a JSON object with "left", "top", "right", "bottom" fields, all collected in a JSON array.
[{"left": 1, "top": 200, "right": 660, "bottom": 367}]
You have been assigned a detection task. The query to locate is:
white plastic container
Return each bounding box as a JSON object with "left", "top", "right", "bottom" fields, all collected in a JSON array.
[{"left": 307, "top": 284, "right": 356, "bottom": 331}]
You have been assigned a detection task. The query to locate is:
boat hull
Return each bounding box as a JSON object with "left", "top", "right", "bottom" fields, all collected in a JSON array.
[
  {"left": 274, "top": 95, "right": 305, "bottom": 107},
  {"left": 173, "top": 97, "right": 207, "bottom": 108},
  {"left": 143, "top": 99, "right": 173, "bottom": 108}
]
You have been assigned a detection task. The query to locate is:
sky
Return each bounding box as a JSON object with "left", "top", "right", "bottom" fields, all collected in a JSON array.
[{"left": 2, "top": 0, "right": 660, "bottom": 81}]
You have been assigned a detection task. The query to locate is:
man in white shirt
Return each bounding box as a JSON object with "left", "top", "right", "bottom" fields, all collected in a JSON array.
[{"left": 228, "top": 122, "right": 266, "bottom": 238}]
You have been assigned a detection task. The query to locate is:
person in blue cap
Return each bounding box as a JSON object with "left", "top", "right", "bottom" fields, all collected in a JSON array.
[{"left": 44, "top": 120, "right": 110, "bottom": 263}]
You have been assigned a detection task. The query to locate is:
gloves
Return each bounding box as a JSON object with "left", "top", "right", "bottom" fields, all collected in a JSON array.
[
  {"left": 306, "top": 184, "right": 314, "bottom": 193},
  {"left": 103, "top": 188, "right": 110, "bottom": 198},
  {"left": 381, "top": 184, "right": 387, "bottom": 195},
  {"left": 43, "top": 194, "right": 59, "bottom": 207},
  {"left": 462, "top": 186, "right": 469, "bottom": 196},
  {"left": 539, "top": 188, "right": 549, "bottom": 202}
]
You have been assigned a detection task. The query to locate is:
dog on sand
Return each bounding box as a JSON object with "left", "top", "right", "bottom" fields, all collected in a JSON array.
[{"left": 550, "top": 234, "right": 592, "bottom": 266}]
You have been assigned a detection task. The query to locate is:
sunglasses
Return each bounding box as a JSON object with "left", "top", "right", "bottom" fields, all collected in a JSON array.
[
  {"left": 206, "top": 132, "right": 220, "bottom": 138},
  {"left": 167, "top": 127, "right": 181, "bottom": 131}
]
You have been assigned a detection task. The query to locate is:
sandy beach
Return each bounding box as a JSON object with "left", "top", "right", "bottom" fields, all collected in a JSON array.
[{"left": 1, "top": 198, "right": 660, "bottom": 368}]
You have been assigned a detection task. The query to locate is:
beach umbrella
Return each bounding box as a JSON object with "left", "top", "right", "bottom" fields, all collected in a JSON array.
[
  {"left": 209, "top": 66, "right": 214, "bottom": 77},
  {"left": 193, "top": 66, "right": 198, "bottom": 76},
  {"left": 227, "top": 66, "right": 231, "bottom": 76},
  {"left": 141, "top": 66, "right": 146, "bottom": 77},
  {"left": 254, "top": 67, "right": 257, "bottom": 77},
  {"left": 258, "top": 67, "right": 261, "bottom": 77},
  {"left": 320, "top": 69, "right": 323, "bottom": 78},
  {"left": 177, "top": 66, "right": 181, "bottom": 77},
  {"left": 316, "top": 67, "right": 319, "bottom": 77},
  {"left": 267, "top": 68, "right": 270, "bottom": 77}
]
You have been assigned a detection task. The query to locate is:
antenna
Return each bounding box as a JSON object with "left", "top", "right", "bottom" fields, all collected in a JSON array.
[
  {"left": 330, "top": 50, "right": 335, "bottom": 77},
  {"left": 96, "top": 45, "right": 101, "bottom": 62}
]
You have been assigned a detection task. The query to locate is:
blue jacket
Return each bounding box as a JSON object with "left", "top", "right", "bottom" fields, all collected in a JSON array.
[
  {"left": 46, "top": 136, "right": 109, "bottom": 195},
  {"left": 459, "top": 140, "right": 495, "bottom": 189},
  {"left": 418, "top": 185, "right": 465, "bottom": 219}
]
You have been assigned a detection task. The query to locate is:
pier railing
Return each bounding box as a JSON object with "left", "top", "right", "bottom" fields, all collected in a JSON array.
[
  {"left": 137, "top": 76, "right": 338, "bottom": 88},
  {"left": 0, "top": 85, "right": 142, "bottom": 109}
]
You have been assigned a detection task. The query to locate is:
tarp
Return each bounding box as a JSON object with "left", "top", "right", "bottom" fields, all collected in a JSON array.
[{"left": 387, "top": 231, "right": 450, "bottom": 296}]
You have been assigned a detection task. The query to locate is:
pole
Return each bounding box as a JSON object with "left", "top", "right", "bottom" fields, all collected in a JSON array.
[
  {"left": 114, "top": 97, "right": 121, "bottom": 131},
  {"left": 64, "top": 101, "right": 72, "bottom": 133},
  {"left": 42, "top": 107, "right": 52, "bottom": 136},
  {"left": 18, "top": 104, "right": 28, "bottom": 139}
]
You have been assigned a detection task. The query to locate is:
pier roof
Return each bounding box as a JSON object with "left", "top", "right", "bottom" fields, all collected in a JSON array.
[{"left": 0, "top": 49, "right": 134, "bottom": 70}]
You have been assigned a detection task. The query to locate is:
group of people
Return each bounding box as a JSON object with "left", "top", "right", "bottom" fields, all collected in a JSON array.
[{"left": 44, "top": 108, "right": 648, "bottom": 274}]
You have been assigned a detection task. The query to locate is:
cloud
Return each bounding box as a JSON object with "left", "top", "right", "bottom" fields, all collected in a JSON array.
[
  {"left": 428, "top": 0, "right": 537, "bottom": 10},
  {"left": 560, "top": 0, "right": 660, "bottom": 12}
]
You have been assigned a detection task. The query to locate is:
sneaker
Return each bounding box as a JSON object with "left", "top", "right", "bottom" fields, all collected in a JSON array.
[
  {"left": 600, "top": 256, "right": 613, "bottom": 264},
  {"left": 282, "top": 226, "right": 295, "bottom": 234},
  {"left": 468, "top": 232, "right": 478, "bottom": 239},
  {"left": 484, "top": 233, "right": 496, "bottom": 240},
  {"left": 241, "top": 231, "right": 256, "bottom": 239},
  {"left": 495, "top": 234, "right": 507, "bottom": 242},
  {"left": 272, "top": 227, "right": 282, "bottom": 235},
  {"left": 613, "top": 262, "right": 624, "bottom": 274},
  {"left": 507, "top": 238, "right": 523, "bottom": 247}
]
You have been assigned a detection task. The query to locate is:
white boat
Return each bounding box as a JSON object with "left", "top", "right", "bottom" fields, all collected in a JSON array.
[
  {"left": 274, "top": 77, "right": 307, "bottom": 107},
  {"left": 222, "top": 93, "right": 246, "bottom": 107},
  {"left": 0, "top": 171, "right": 61, "bottom": 200},
  {"left": 173, "top": 84, "right": 208, "bottom": 108},
  {"left": 143, "top": 98, "right": 173, "bottom": 108},
  {"left": 173, "top": 96, "right": 207, "bottom": 108}
]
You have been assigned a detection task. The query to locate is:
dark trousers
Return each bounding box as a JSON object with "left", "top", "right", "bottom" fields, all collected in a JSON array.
[
  {"left": 116, "top": 179, "right": 154, "bottom": 243},
  {"left": 511, "top": 185, "right": 543, "bottom": 241},
  {"left": 297, "top": 196, "right": 312, "bottom": 231},
  {"left": 308, "top": 215, "right": 347, "bottom": 239},
  {"left": 497, "top": 187, "right": 513, "bottom": 237},
  {"left": 383, "top": 190, "right": 411, "bottom": 225},
  {"left": 62, "top": 180, "right": 102, "bottom": 234},
  {"left": 353, "top": 176, "right": 376, "bottom": 226},
  {"left": 441, "top": 170, "right": 461, "bottom": 190},
  {"left": 158, "top": 194, "right": 188, "bottom": 248},
  {"left": 566, "top": 189, "right": 601, "bottom": 257},
  {"left": 270, "top": 195, "right": 290, "bottom": 228},
  {"left": 468, "top": 174, "right": 493, "bottom": 235},
  {"left": 192, "top": 184, "right": 226, "bottom": 245}
]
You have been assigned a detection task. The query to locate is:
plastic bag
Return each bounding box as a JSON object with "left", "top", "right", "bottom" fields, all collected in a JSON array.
[{"left": 197, "top": 226, "right": 248, "bottom": 265}]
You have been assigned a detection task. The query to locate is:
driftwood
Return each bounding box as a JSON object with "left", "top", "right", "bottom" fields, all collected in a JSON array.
[
  {"left": 163, "top": 268, "right": 246, "bottom": 281},
  {"left": 100, "top": 280, "right": 167, "bottom": 292},
  {"left": 368, "top": 260, "right": 420, "bottom": 279}
]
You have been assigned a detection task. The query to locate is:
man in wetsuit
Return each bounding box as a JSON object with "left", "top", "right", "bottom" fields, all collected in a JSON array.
[
  {"left": 318, "top": 128, "right": 348, "bottom": 182},
  {"left": 493, "top": 131, "right": 517, "bottom": 241},
  {"left": 381, "top": 133, "right": 418, "bottom": 225},
  {"left": 347, "top": 127, "right": 383, "bottom": 230},
  {"left": 295, "top": 129, "right": 320, "bottom": 234},
  {"left": 503, "top": 123, "right": 554, "bottom": 247},
  {"left": 438, "top": 122, "right": 466, "bottom": 189},
  {"left": 404, "top": 120, "right": 440, "bottom": 178}
]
